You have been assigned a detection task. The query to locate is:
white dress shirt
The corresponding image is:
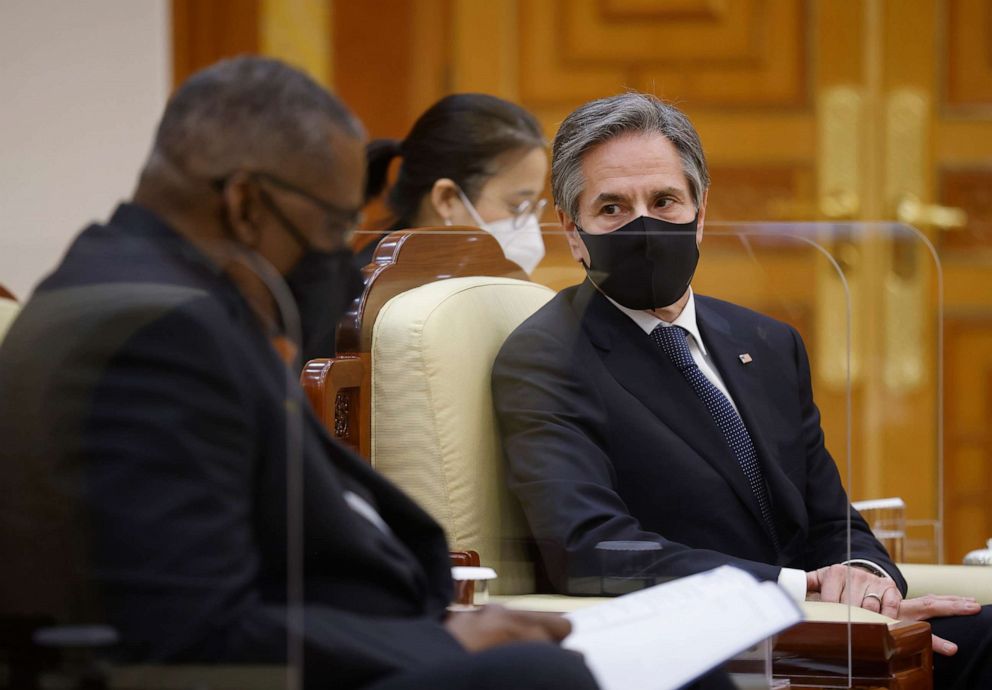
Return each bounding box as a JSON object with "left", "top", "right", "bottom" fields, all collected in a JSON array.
[{"left": 605, "top": 289, "right": 890, "bottom": 601}]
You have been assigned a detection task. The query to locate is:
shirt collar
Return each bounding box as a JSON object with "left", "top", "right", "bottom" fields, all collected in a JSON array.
[{"left": 604, "top": 288, "right": 708, "bottom": 356}]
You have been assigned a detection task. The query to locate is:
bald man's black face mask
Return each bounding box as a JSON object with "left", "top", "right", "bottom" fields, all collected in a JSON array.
[
  {"left": 577, "top": 215, "right": 699, "bottom": 310},
  {"left": 256, "top": 186, "right": 364, "bottom": 362}
]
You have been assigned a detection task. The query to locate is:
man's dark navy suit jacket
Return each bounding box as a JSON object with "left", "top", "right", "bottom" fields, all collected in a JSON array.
[
  {"left": 492, "top": 280, "right": 905, "bottom": 594},
  {"left": 0, "top": 204, "right": 465, "bottom": 688}
]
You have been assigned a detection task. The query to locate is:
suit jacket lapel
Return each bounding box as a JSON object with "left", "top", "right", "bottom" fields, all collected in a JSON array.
[
  {"left": 695, "top": 300, "right": 806, "bottom": 551},
  {"left": 575, "top": 284, "right": 770, "bottom": 530}
]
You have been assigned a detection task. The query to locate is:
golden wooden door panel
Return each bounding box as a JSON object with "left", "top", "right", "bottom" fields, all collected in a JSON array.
[
  {"left": 170, "top": 0, "right": 992, "bottom": 561},
  {"left": 944, "top": 318, "right": 992, "bottom": 562},
  {"left": 934, "top": 0, "right": 992, "bottom": 560},
  {"left": 519, "top": 0, "right": 807, "bottom": 109}
]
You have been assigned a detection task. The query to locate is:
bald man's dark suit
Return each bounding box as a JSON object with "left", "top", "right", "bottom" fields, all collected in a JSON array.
[{"left": 0, "top": 204, "right": 600, "bottom": 690}]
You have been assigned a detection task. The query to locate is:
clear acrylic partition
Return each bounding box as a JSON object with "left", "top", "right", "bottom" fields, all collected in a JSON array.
[
  {"left": 0, "top": 217, "right": 942, "bottom": 690},
  {"left": 703, "top": 221, "right": 944, "bottom": 568},
  {"left": 344, "top": 225, "right": 862, "bottom": 690},
  {"left": 0, "top": 237, "right": 301, "bottom": 689}
]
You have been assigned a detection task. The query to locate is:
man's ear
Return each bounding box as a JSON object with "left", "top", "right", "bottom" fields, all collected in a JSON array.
[
  {"left": 221, "top": 172, "right": 262, "bottom": 248},
  {"left": 695, "top": 188, "right": 709, "bottom": 245},
  {"left": 429, "top": 178, "right": 460, "bottom": 224},
  {"left": 559, "top": 206, "right": 589, "bottom": 265}
]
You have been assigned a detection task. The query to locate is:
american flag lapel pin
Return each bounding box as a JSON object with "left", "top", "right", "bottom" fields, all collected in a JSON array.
[{"left": 738, "top": 353, "right": 753, "bottom": 365}]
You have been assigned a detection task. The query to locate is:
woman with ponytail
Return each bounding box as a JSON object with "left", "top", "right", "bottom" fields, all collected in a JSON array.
[{"left": 356, "top": 93, "right": 548, "bottom": 273}]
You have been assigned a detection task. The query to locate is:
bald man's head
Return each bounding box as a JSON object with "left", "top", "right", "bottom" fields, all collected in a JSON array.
[
  {"left": 133, "top": 56, "right": 367, "bottom": 280},
  {"left": 150, "top": 56, "right": 363, "bottom": 181}
]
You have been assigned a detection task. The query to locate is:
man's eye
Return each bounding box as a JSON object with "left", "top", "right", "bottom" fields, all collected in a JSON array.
[
  {"left": 656, "top": 198, "right": 674, "bottom": 208},
  {"left": 601, "top": 204, "right": 620, "bottom": 215}
]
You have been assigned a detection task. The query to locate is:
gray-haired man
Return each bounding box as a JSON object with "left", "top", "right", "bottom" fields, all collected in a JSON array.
[{"left": 493, "top": 92, "right": 991, "bottom": 690}]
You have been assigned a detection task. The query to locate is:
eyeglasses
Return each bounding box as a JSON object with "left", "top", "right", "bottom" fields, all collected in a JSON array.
[
  {"left": 507, "top": 198, "right": 548, "bottom": 229},
  {"left": 214, "top": 171, "right": 363, "bottom": 242}
]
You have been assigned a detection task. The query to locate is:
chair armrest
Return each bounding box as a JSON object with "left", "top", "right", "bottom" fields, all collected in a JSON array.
[
  {"left": 300, "top": 356, "right": 369, "bottom": 457},
  {"left": 775, "top": 617, "right": 931, "bottom": 688},
  {"left": 899, "top": 563, "right": 992, "bottom": 604},
  {"left": 495, "top": 596, "right": 932, "bottom": 688},
  {"left": 450, "top": 551, "right": 481, "bottom": 607}
]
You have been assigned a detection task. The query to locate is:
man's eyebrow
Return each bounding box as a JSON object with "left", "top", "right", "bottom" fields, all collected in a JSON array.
[
  {"left": 589, "top": 187, "right": 687, "bottom": 206},
  {"left": 651, "top": 186, "right": 687, "bottom": 198},
  {"left": 590, "top": 192, "right": 629, "bottom": 205}
]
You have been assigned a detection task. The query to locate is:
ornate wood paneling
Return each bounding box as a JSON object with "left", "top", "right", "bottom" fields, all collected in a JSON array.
[
  {"left": 599, "top": 0, "right": 726, "bottom": 21},
  {"left": 705, "top": 165, "right": 815, "bottom": 221},
  {"left": 171, "top": 0, "right": 259, "bottom": 88},
  {"left": 333, "top": 0, "right": 421, "bottom": 139},
  {"left": 519, "top": 0, "right": 809, "bottom": 113},
  {"left": 944, "top": 315, "right": 992, "bottom": 563},
  {"left": 937, "top": 167, "right": 992, "bottom": 251},
  {"left": 943, "top": 0, "right": 992, "bottom": 110}
]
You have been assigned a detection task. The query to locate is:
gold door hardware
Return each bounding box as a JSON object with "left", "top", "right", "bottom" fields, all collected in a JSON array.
[
  {"left": 895, "top": 194, "right": 967, "bottom": 232},
  {"left": 882, "top": 90, "right": 952, "bottom": 393},
  {"left": 816, "top": 87, "right": 864, "bottom": 389},
  {"left": 818, "top": 87, "right": 863, "bottom": 221}
]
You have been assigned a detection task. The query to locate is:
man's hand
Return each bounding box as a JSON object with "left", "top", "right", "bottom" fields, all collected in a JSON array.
[
  {"left": 444, "top": 605, "right": 572, "bottom": 652},
  {"left": 807, "top": 565, "right": 982, "bottom": 656},
  {"left": 897, "top": 594, "right": 982, "bottom": 656},
  {"left": 806, "top": 564, "right": 902, "bottom": 617}
]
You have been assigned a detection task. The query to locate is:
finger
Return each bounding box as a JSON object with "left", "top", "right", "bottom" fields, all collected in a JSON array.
[
  {"left": 860, "top": 591, "right": 882, "bottom": 614},
  {"left": 932, "top": 633, "right": 958, "bottom": 657},
  {"left": 818, "top": 565, "right": 846, "bottom": 603},
  {"left": 880, "top": 586, "right": 902, "bottom": 619},
  {"left": 842, "top": 569, "right": 872, "bottom": 607},
  {"left": 806, "top": 569, "right": 821, "bottom": 592},
  {"left": 508, "top": 609, "right": 572, "bottom": 640},
  {"left": 522, "top": 611, "right": 572, "bottom": 641},
  {"left": 899, "top": 594, "right": 981, "bottom": 621}
]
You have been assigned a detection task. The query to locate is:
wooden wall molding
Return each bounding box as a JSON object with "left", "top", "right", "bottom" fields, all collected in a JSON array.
[
  {"left": 172, "top": 0, "right": 259, "bottom": 89},
  {"left": 706, "top": 164, "right": 815, "bottom": 221},
  {"left": 937, "top": 167, "right": 992, "bottom": 251},
  {"left": 943, "top": 314, "right": 992, "bottom": 562},
  {"left": 520, "top": 0, "right": 809, "bottom": 111},
  {"left": 943, "top": 0, "right": 992, "bottom": 110}
]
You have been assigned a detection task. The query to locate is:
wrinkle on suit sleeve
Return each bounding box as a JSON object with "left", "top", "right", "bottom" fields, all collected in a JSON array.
[{"left": 492, "top": 324, "right": 781, "bottom": 594}]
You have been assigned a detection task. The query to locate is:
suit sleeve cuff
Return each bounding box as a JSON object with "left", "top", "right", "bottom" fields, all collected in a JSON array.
[
  {"left": 844, "top": 558, "right": 896, "bottom": 581},
  {"left": 777, "top": 567, "right": 808, "bottom": 602}
]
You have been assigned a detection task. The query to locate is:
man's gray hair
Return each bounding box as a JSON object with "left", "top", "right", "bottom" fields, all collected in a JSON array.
[
  {"left": 551, "top": 92, "right": 710, "bottom": 222},
  {"left": 153, "top": 55, "right": 364, "bottom": 177}
]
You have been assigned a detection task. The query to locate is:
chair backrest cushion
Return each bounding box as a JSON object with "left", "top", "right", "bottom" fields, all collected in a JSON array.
[{"left": 371, "top": 277, "right": 554, "bottom": 594}]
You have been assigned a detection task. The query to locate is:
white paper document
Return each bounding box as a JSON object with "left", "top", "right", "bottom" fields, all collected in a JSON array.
[{"left": 563, "top": 566, "right": 803, "bottom": 690}]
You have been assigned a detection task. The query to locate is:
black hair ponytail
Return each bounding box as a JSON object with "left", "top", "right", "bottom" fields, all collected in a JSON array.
[{"left": 364, "top": 138, "right": 402, "bottom": 203}]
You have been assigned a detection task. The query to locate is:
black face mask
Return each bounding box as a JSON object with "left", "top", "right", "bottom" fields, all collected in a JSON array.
[
  {"left": 284, "top": 247, "right": 364, "bottom": 362},
  {"left": 254, "top": 186, "right": 364, "bottom": 362},
  {"left": 578, "top": 215, "right": 699, "bottom": 310}
]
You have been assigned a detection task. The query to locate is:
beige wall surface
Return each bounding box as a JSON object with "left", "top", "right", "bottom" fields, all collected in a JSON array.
[{"left": 0, "top": 0, "right": 170, "bottom": 299}]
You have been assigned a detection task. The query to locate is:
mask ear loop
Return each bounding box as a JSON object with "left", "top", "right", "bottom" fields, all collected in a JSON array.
[{"left": 455, "top": 186, "right": 488, "bottom": 229}]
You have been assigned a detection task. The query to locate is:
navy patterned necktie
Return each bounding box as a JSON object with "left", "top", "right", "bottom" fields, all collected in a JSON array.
[{"left": 650, "top": 324, "right": 780, "bottom": 549}]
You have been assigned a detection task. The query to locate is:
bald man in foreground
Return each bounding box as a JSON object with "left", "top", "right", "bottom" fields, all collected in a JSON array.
[{"left": 0, "top": 57, "right": 614, "bottom": 690}]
